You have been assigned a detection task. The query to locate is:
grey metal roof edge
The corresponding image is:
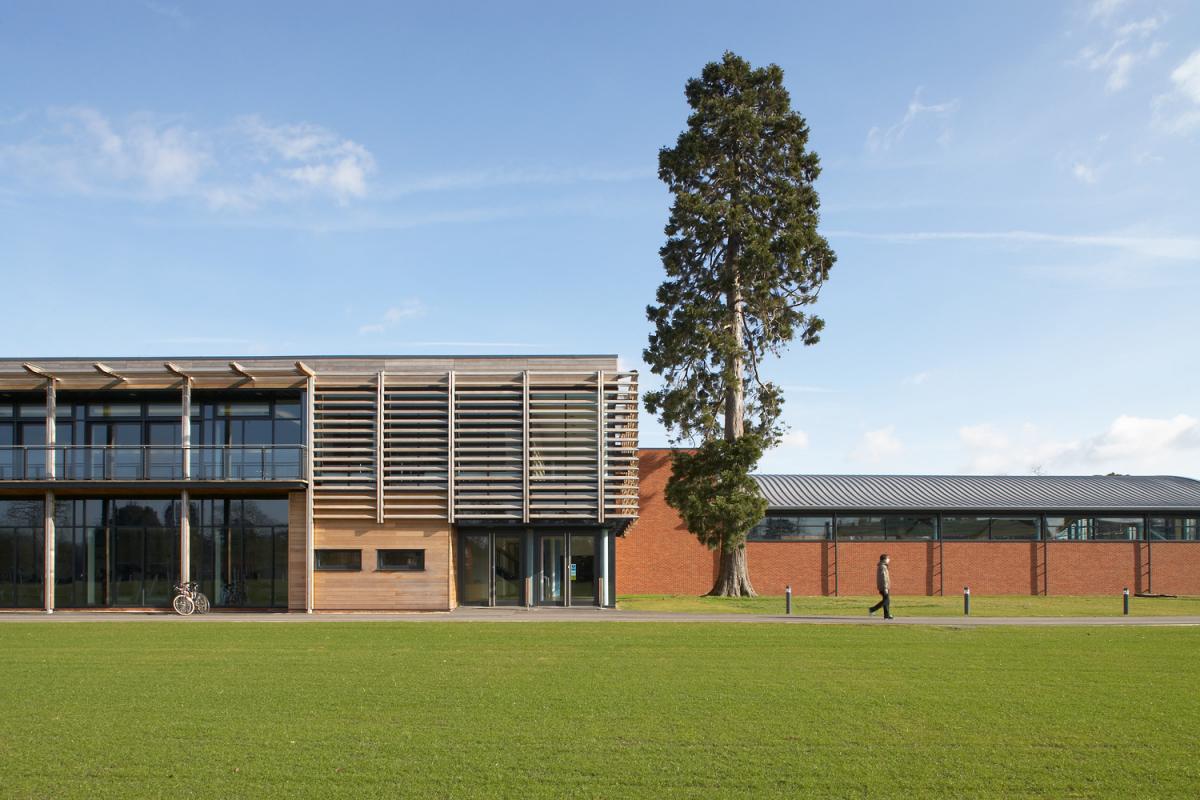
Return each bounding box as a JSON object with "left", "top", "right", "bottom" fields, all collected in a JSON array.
[{"left": 0, "top": 353, "right": 622, "bottom": 362}]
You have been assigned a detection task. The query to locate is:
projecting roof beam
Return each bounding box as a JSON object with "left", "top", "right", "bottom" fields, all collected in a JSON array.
[
  {"left": 93, "top": 362, "right": 127, "bottom": 382},
  {"left": 22, "top": 363, "right": 54, "bottom": 380},
  {"left": 229, "top": 361, "right": 255, "bottom": 380},
  {"left": 294, "top": 361, "right": 316, "bottom": 378},
  {"left": 164, "top": 362, "right": 192, "bottom": 380}
]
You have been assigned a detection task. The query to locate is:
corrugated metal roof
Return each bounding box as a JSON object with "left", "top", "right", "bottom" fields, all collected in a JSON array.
[{"left": 751, "top": 474, "right": 1200, "bottom": 512}]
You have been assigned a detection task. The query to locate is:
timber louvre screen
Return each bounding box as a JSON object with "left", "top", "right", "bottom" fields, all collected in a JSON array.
[
  {"left": 312, "top": 378, "right": 378, "bottom": 520},
  {"left": 310, "top": 371, "right": 638, "bottom": 523}
]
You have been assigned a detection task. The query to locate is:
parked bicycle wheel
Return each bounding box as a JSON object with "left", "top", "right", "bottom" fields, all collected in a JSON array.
[
  {"left": 173, "top": 594, "right": 195, "bottom": 616},
  {"left": 193, "top": 593, "right": 211, "bottom": 614}
]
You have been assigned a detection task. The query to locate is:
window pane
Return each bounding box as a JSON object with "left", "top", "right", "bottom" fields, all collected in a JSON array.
[
  {"left": 88, "top": 403, "right": 140, "bottom": 417},
  {"left": 1094, "top": 517, "right": 1143, "bottom": 541},
  {"left": 837, "top": 516, "right": 886, "bottom": 540},
  {"left": 147, "top": 403, "right": 182, "bottom": 417},
  {"left": 887, "top": 516, "right": 936, "bottom": 540},
  {"left": 1045, "top": 516, "right": 1092, "bottom": 540},
  {"left": 748, "top": 515, "right": 832, "bottom": 541},
  {"left": 1149, "top": 517, "right": 1198, "bottom": 541},
  {"left": 989, "top": 517, "right": 1040, "bottom": 541},
  {"left": 315, "top": 549, "right": 361, "bottom": 571},
  {"left": 377, "top": 549, "right": 425, "bottom": 571},
  {"left": 941, "top": 517, "right": 989, "bottom": 540}
]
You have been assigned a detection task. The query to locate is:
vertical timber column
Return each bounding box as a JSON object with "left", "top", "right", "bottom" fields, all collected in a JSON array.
[
  {"left": 44, "top": 490, "right": 55, "bottom": 613},
  {"left": 447, "top": 371, "right": 455, "bottom": 524},
  {"left": 595, "top": 370, "right": 604, "bottom": 524},
  {"left": 44, "top": 380, "right": 56, "bottom": 613},
  {"left": 305, "top": 375, "right": 315, "bottom": 613},
  {"left": 180, "top": 489, "right": 190, "bottom": 585},
  {"left": 522, "top": 370, "right": 530, "bottom": 524},
  {"left": 45, "top": 378, "right": 56, "bottom": 479},
  {"left": 181, "top": 378, "right": 192, "bottom": 479},
  {"left": 376, "top": 370, "right": 385, "bottom": 525}
]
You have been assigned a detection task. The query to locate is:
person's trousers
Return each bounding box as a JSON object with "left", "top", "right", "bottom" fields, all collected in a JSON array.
[{"left": 870, "top": 592, "right": 891, "bottom": 617}]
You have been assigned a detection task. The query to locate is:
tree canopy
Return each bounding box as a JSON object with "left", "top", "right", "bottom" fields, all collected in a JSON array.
[{"left": 643, "top": 51, "right": 835, "bottom": 596}]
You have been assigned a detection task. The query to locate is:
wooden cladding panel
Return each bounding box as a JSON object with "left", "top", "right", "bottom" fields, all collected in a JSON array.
[
  {"left": 313, "top": 520, "right": 451, "bottom": 610},
  {"left": 287, "top": 490, "right": 308, "bottom": 611}
]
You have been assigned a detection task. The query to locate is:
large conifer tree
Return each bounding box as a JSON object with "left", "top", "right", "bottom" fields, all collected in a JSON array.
[{"left": 644, "top": 51, "right": 835, "bottom": 596}]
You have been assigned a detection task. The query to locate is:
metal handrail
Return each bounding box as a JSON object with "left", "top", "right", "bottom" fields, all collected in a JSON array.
[{"left": 0, "top": 444, "right": 306, "bottom": 481}]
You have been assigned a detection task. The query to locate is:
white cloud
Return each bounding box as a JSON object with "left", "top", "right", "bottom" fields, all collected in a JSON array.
[
  {"left": 781, "top": 430, "right": 810, "bottom": 449},
  {"left": 903, "top": 371, "right": 930, "bottom": 386},
  {"left": 358, "top": 300, "right": 425, "bottom": 335},
  {"left": 1075, "top": 10, "right": 1166, "bottom": 92},
  {"left": 1154, "top": 49, "right": 1200, "bottom": 134},
  {"left": 958, "top": 415, "right": 1200, "bottom": 475},
  {"left": 0, "top": 107, "right": 375, "bottom": 208},
  {"left": 851, "top": 426, "right": 903, "bottom": 465},
  {"left": 1088, "top": 0, "right": 1128, "bottom": 22},
  {"left": 828, "top": 229, "right": 1200, "bottom": 261},
  {"left": 1072, "top": 161, "right": 1101, "bottom": 184},
  {"left": 866, "top": 88, "right": 958, "bottom": 153}
]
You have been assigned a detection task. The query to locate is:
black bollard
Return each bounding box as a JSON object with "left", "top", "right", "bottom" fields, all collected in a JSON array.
[
  {"left": 963, "top": 586, "right": 970, "bottom": 616},
  {"left": 1123, "top": 587, "right": 1129, "bottom": 616},
  {"left": 785, "top": 585, "right": 792, "bottom": 615}
]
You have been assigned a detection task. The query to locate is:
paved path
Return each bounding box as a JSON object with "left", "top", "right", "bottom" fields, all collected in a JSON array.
[{"left": 1, "top": 608, "right": 1198, "bottom": 626}]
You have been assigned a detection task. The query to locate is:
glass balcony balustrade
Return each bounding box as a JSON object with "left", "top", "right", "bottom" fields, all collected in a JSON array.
[{"left": 0, "top": 445, "right": 305, "bottom": 481}]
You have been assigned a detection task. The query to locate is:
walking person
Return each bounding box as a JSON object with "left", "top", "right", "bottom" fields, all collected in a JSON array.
[{"left": 868, "top": 553, "right": 894, "bottom": 619}]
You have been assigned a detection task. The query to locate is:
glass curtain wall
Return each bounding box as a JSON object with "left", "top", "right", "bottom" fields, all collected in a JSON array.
[
  {"left": 28, "top": 391, "right": 304, "bottom": 480},
  {"left": 189, "top": 498, "right": 288, "bottom": 608},
  {"left": 835, "top": 515, "right": 937, "bottom": 541},
  {"left": 54, "top": 498, "right": 179, "bottom": 607},
  {"left": 0, "top": 394, "right": 47, "bottom": 479},
  {"left": 0, "top": 498, "right": 44, "bottom": 608},
  {"left": 191, "top": 393, "right": 302, "bottom": 479}
]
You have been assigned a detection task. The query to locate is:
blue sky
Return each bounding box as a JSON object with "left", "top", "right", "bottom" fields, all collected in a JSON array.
[{"left": 2, "top": 0, "right": 1199, "bottom": 476}]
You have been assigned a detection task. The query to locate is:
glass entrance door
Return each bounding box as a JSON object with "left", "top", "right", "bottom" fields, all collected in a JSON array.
[
  {"left": 538, "top": 533, "right": 599, "bottom": 607},
  {"left": 459, "top": 531, "right": 525, "bottom": 607},
  {"left": 540, "top": 535, "right": 565, "bottom": 606},
  {"left": 460, "top": 533, "right": 490, "bottom": 606},
  {"left": 569, "top": 534, "right": 596, "bottom": 605}
]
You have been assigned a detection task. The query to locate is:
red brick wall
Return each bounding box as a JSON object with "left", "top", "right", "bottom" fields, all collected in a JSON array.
[
  {"left": 1045, "top": 543, "right": 1141, "bottom": 595},
  {"left": 833, "top": 542, "right": 937, "bottom": 595},
  {"left": 744, "top": 542, "right": 828, "bottom": 595},
  {"left": 620, "top": 449, "right": 1200, "bottom": 596},
  {"left": 942, "top": 542, "right": 1043, "bottom": 595},
  {"left": 1149, "top": 543, "right": 1200, "bottom": 595},
  {"left": 617, "top": 450, "right": 717, "bottom": 595}
]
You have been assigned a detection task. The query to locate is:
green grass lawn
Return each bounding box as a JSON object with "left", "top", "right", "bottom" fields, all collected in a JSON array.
[
  {"left": 1, "top": 623, "right": 1198, "bottom": 799},
  {"left": 619, "top": 593, "right": 1200, "bottom": 617}
]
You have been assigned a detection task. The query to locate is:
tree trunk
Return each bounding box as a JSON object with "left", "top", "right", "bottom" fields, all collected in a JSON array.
[
  {"left": 709, "top": 241, "right": 756, "bottom": 597},
  {"left": 708, "top": 542, "right": 757, "bottom": 597}
]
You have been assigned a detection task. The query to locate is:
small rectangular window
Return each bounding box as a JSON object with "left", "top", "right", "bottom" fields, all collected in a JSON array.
[
  {"left": 377, "top": 549, "right": 425, "bottom": 571},
  {"left": 314, "top": 549, "right": 362, "bottom": 571}
]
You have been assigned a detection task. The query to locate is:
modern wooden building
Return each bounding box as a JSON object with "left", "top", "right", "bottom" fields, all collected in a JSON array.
[{"left": 0, "top": 356, "right": 638, "bottom": 612}]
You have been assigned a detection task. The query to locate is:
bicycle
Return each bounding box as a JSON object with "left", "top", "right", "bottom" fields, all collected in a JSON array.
[{"left": 172, "top": 581, "right": 211, "bottom": 616}]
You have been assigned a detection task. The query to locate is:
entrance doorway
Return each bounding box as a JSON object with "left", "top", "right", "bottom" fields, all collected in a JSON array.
[
  {"left": 537, "top": 532, "right": 598, "bottom": 607},
  {"left": 458, "top": 531, "right": 524, "bottom": 607}
]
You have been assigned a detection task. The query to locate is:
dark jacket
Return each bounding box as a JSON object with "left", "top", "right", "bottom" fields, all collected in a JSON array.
[{"left": 876, "top": 561, "right": 890, "bottom": 594}]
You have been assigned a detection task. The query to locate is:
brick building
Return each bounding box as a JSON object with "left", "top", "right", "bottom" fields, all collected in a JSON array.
[{"left": 619, "top": 449, "right": 1200, "bottom": 597}]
